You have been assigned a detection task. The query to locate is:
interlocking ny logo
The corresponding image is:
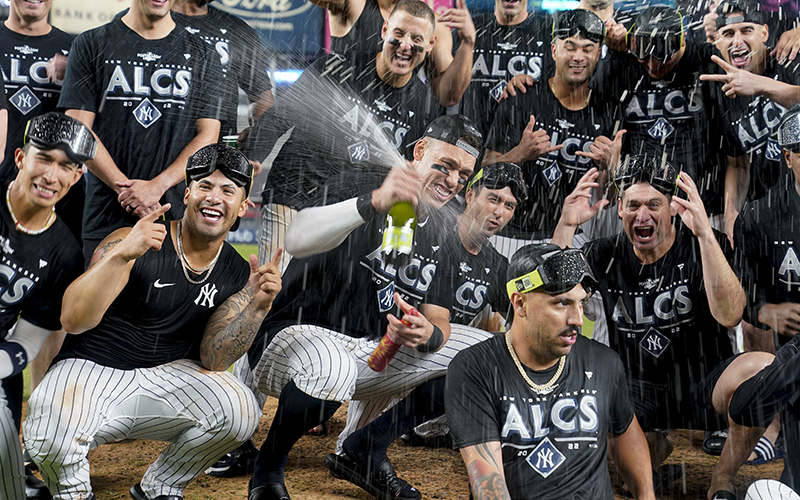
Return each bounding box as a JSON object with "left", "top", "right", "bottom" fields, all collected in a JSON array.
[
  {"left": 527, "top": 437, "right": 565, "bottom": 478},
  {"left": 133, "top": 98, "right": 162, "bottom": 128},
  {"left": 377, "top": 282, "right": 395, "bottom": 313},
  {"left": 640, "top": 327, "right": 670, "bottom": 358},
  {"left": 10, "top": 86, "right": 41, "bottom": 115},
  {"left": 194, "top": 283, "right": 219, "bottom": 307},
  {"left": 647, "top": 117, "right": 675, "bottom": 140}
]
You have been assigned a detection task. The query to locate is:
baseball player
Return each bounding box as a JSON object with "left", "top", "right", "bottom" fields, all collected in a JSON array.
[
  {"left": 0, "top": 112, "right": 92, "bottom": 500},
  {"left": 58, "top": 0, "right": 223, "bottom": 260},
  {"left": 245, "top": 115, "right": 483, "bottom": 500},
  {"left": 445, "top": 243, "right": 656, "bottom": 500},
  {"left": 483, "top": 8, "right": 623, "bottom": 258},
  {"left": 323, "top": 162, "right": 526, "bottom": 499},
  {"left": 171, "top": 0, "right": 274, "bottom": 139},
  {"left": 312, "top": 0, "right": 474, "bottom": 108},
  {"left": 23, "top": 144, "right": 283, "bottom": 500},
  {"left": 552, "top": 157, "right": 774, "bottom": 499}
]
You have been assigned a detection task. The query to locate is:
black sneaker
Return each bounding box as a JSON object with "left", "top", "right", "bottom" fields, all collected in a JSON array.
[
  {"left": 324, "top": 453, "right": 421, "bottom": 500},
  {"left": 400, "top": 431, "right": 452, "bottom": 449},
  {"left": 205, "top": 438, "right": 259, "bottom": 477},
  {"left": 25, "top": 467, "right": 51, "bottom": 500}
]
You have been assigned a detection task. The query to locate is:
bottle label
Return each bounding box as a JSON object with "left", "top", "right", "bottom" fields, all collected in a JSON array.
[{"left": 382, "top": 226, "right": 414, "bottom": 254}]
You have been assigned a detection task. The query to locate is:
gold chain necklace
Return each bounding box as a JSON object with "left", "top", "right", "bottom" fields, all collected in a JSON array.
[
  {"left": 176, "top": 221, "right": 223, "bottom": 285},
  {"left": 505, "top": 332, "right": 565, "bottom": 395},
  {"left": 6, "top": 181, "right": 55, "bottom": 235}
]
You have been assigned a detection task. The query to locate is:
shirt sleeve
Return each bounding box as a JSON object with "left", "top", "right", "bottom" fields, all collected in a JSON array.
[
  {"left": 606, "top": 349, "right": 635, "bottom": 436},
  {"left": 58, "top": 32, "right": 100, "bottom": 113},
  {"left": 19, "top": 245, "right": 84, "bottom": 332},
  {"left": 231, "top": 19, "right": 273, "bottom": 100},
  {"left": 445, "top": 347, "right": 503, "bottom": 448}
]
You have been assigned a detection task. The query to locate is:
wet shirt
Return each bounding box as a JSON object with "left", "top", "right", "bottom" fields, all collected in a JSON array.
[
  {"left": 0, "top": 24, "right": 73, "bottom": 181},
  {"left": 330, "top": 0, "right": 385, "bottom": 56},
  {"left": 735, "top": 188, "right": 800, "bottom": 332},
  {"left": 0, "top": 190, "right": 82, "bottom": 342},
  {"left": 486, "top": 78, "right": 613, "bottom": 239},
  {"left": 253, "top": 172, "right": 453, "bottom": 354},
  {"left": 251, "top": 51, "right": 440, "bottom": 209},
  {"left": 172, "top": 6, "right": 272, "bottom": 137},
  {"left": 446, "top": 334, "right": 633, "bottom": 500},
  {"left": 720, "top": 57, "right": 800, "bottom": 201},
  {"left": 458, "top": 12, "right": 551, "bottom": 134},
  {"left": 57, "top": 223, "right": 249, "bottom": 370},
  {"left": 58, "top": 18, "right": 224, "bottom": 240},
  {"left": 584, "top": 226, "right": 735, "bottom": 390},
  {"left": 595, "top": 42, "right": 726, "bottom": 213}
]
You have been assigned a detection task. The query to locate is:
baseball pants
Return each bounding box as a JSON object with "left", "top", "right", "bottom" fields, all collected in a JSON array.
[
  {"left": 251, "top": 324, "right": 493, "bottom": 452},
  {"left": 23, "top": 359, "right": 261, "bottom": 500},
  {"left": 1, "top": 384, "right": 25, "bottom": 500}
]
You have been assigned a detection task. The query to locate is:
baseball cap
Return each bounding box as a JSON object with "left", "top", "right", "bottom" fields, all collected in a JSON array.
[
  {"left": 716, "top": 0, "right": 765, "bottom": 28},
  {"left": 418, "top": 115, "right": 483, "bottom": 159},
  {"left": 553, "top": 9, "right": 606, "bottom": 44},
  {"left": 506, "top": 244, "right": 597, "bottom": 298},
  {"left": 628, "top": 6, "right": 685, "bottom": 62},
  {"left": 614, "top": 154, "right": 679, "bottom": 195},
  {"left": 778, "top": 103, "right": 800, "bottom": 152},
  {"left": 25, "top": 112, "right": 97, "bottom": 164},
  {"left": 467, "top": 162, "right": 528, "bottom": 202},
  {"left": 186, "top": 143, "right": 254, "bottom": 196}
]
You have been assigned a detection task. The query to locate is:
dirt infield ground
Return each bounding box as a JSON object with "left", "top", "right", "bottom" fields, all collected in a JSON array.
[{"left": 25, "top": 397, "right": 785, "bottom": 500}]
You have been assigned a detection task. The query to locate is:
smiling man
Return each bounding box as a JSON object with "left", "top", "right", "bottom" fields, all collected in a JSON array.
[
  {"left": 0, "top": 112, "right": 91, "bottom": 500},
  {"left": 23, "top": 144, "right": 284, "bottom": 500},
  {"left": 483, "top": 8, "right": 623, "bottom": 258},
  {"left": 244, "top": 115, "right": 483, "bottom": 500},
  {"left": 552, "top": 156, "right": 773, "bottom": 499}
]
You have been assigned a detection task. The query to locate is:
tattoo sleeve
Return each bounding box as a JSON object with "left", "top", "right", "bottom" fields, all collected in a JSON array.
[
  {"left": 199, "top": 284, "right": 267, "bottom": 371},
  {"left": 463, "top": 443, "right": 512, "bottom": 500}
]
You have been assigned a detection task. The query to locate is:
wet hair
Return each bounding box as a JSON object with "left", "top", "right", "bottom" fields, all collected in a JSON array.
[{"left": 389, "top": 0, "right": 436, "bottom": 33}]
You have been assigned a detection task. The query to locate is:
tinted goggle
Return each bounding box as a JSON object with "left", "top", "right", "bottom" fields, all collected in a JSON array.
[
  {"left": 25, "top": 112, "right": 97, "bottom": 164},
  {"left": 506, "top": 248, "right": 597, "bottom": 298},
  {"left": 778, "top": 111, "right": 800, "bottom": 153},
  {"left": 553, "top": 9, "right": 606, "bottom": 44},
  {"left": 614, "top": 156, "right": 680, "bottom": 195},
  {"left": 185, "top": 144, "right": 253, "bottom": 196},
  {"left": 467, "top": 162, "right": 528, "bottom": 202},
  {"left": 627, "top": 31, "right": 683, "bottom": 62}
]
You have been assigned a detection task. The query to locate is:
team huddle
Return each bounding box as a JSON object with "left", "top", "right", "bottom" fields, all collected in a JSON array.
[{"left": 0, "top": 0, "right": 800, "bottom": 499}]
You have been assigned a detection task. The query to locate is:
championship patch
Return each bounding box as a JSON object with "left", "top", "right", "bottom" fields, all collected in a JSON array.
[
  {"left": 766, "top": 138, "right": 782, "bottom": 161},
  {"left": 348, "top": 140, "right": 370, "bottom": 163},
  {"left": 647, "top": 117, "right": 675, "bottom": 140},
  {"left": 10, "top": 86, "right": 41, "bottom": 115},
  {"left": 542, "top": 161, "right": 562, "bottom": 186},
  {"left": 490, "top": 80, "right": 507, "bottom": 102},
  {"left": 377, "top": 281, "right": 395, "bottom": 313},
  {"left": 640, "top": 327, "right": 670, "bottom": 358},
  {"left": 133, "top": 98, "right": 163, "bottom": 129},
  {"left": 527, "top": 437, "right": 565, "bottom": 478}
]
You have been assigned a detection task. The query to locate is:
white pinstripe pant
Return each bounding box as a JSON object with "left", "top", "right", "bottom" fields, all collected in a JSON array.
[
  {"left": 1, "top": 384, "right": 25, "bottom": 500},
  {"left": 23, "top": 359, "right": 261, "bottom": 500},
  {"left": 252, "top": 324, "right": 494, "bottom": 452}
]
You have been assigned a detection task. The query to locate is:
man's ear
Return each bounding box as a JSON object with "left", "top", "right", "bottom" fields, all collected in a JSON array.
[
  {"left": 511, "top": 292, "right": 527, "bottom": 318},
  {"left": 13, "top": 148, "right": 24, "bottom": 171},
  {"left": 413, "top": 139, "right": 428, "bottom": 161}
]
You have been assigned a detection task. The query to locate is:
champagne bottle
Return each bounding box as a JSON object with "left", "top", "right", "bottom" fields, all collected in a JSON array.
[{"left": 381, "top": 201, "right": 416, "bottom": 268}]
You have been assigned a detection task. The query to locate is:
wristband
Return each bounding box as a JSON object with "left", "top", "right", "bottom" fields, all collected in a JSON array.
[
  {"left": 416, "top": 325, "right": 444, "bottom": 353},
  {"left": 356, "top": 193, "right": 379, "bottom": 221},
  {"left": 0, "top": 341, "right": 28, "bottom": 377}
]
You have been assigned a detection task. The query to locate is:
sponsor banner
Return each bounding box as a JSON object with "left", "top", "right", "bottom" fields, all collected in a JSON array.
[
  {"left": 50, "top": 0, "right": 129, "bottom": 34},
  {"left": 213, "top": 0, "right": 324, "bottom": 56}
]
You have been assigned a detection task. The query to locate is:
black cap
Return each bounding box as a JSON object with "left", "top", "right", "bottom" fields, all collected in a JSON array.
[
  {"left": 778, "top": 102, "right": 800, "bottom": 152},
  {"left": 553, "top": 9, "right": 606, "bottom": 44},
  {"left": 419, "top": 115, "right": 483, "bottom": 158},
  {"left": 467, "top": 162, "right": 528, "bottom": 202},
  {"left": 614, "top": 154, "right": 679, "bottom": 195},
  {"left": 25, "top": 112, "right": 97, "bottom": 164},
  {"left": 185, "top": 144, "right": 253, "bottom": 196},
  {"left": 631, "top": 6, "right": 684, "bottom": 37},
  {"left": 716, "top": 0, "right": 765, "bottom": 29}
]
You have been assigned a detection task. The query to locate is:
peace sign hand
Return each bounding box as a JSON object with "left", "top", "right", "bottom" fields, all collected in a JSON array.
[{"left": 699, "top": 54, "right": 761, "bottom": 99}]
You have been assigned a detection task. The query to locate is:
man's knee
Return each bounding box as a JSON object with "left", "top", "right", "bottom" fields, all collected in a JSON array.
[
  {"left": 202, "top": 372, "right": 261, "bottom": 442},
  {"left": 712, "top": 352, "right": 776, "bottom": 414}
]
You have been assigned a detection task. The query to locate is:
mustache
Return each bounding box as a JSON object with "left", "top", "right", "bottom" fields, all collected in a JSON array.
[{"left": 559, "top": 327, "right": 581, "bottom": 337}]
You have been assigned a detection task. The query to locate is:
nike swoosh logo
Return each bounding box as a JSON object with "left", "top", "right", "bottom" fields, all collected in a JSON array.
[{"left": 154, "top": 280, "right": 175, "bottom": 288}]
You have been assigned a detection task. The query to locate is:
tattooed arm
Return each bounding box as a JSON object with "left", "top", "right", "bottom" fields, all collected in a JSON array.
[
  {"left": 61, "top": 205, "right": 171, "bottom": 334},
  {"left": 460, "top": 442, "right": 511, "bottom": 500},
  {"left": 200, "top": 249, "right": 283, "bottom": 371}
]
